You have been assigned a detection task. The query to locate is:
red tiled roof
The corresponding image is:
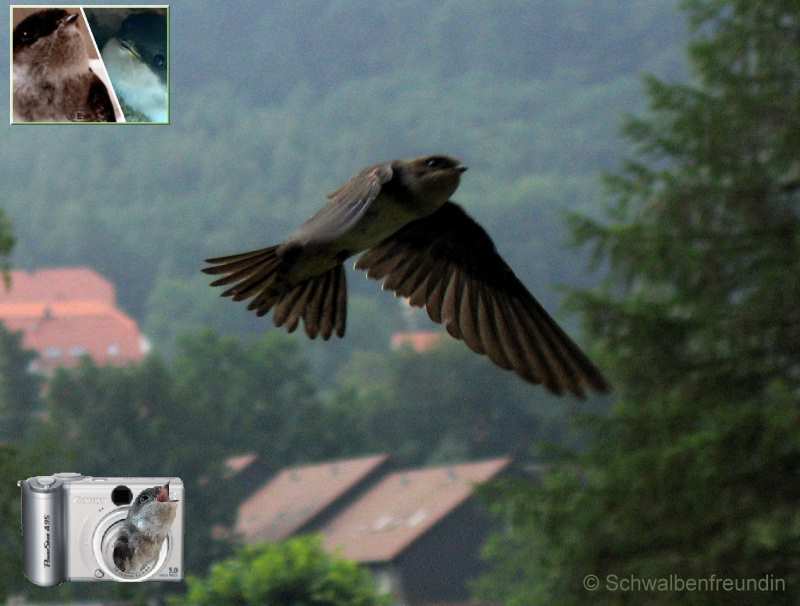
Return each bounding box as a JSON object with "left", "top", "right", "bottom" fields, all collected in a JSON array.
[
  {"left": 321, "top": 457, "right": 511, "bottom": 563},
  {"left": 0, "top": 268, "right": 145, "bottom": 371},
  {"left": 391, "top": 331, "right": 444, "bottom": 353},
  {"left": 0, "top": 302, "right": 145, "bottom": 371},
  {"left": 2, "top": 268, "right": 115, "bottom": 304},
  {"left": 225, "top": 453, "right": 258, "bottom": 477},
  {"left": 235, "top": 454, "right": 390, "bottom": 543}
]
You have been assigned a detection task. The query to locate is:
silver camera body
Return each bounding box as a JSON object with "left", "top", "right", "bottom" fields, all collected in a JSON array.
[{"left": 19, "top": 473, "right": 184, "bottom": 586}]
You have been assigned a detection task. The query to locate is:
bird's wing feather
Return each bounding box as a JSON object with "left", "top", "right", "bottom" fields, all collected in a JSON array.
[
  {"left": 293, "top": 163, "right": 394, "bottom": 243},
  {"left": 355, "top": 201, "right": 610, "bottom": 398}
]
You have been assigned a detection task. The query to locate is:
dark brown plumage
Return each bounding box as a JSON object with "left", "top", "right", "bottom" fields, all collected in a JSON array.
[
  {"left": 355, "top": 202, "right": 609, "bottom": 397},
  {"left": 204, "top": 155, "right": 610, "bottom": 397},
  {"left": 204, "top": 247, "right": 347, "bottom": 339}
]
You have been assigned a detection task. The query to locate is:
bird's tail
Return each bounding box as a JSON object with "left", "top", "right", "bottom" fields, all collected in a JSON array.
[{"left": 203, "top": 246, "right": 347, "bottom": 339}]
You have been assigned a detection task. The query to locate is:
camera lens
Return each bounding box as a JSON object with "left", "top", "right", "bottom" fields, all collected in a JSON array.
[
  {"left": 111, "top": 486, "right": 133, "bottom": 506},
  {"left": 97, "top": 517, "right": 167, "bottom": 581}
]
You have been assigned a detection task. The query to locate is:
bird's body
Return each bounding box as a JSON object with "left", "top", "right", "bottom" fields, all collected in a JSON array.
[
  {"left": 278, "top": 160, "right": 451, "bottom": 284},
  {"left": 113, "top": 484, "right": 177, "bottom": 575},
  {"left": 204, "top": 155, "right": 610, "bottom": 398},
  {"left": 13, "top": 9, "right": 115, "bottom": 122},
  {"left": 100, "top": 12, "right": 167, "bottom": 122}
]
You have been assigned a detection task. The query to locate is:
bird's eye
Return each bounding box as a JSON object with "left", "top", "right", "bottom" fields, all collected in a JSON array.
[
  {"left": 20, "top": 30, "right": 33, "bottom": 42},
  {"left": 425, "top": 158, "right": 443, "bottom": 169},
  {"left": 138, "top": 494, "right": 150, "bottom": 504},
  {"left": 153, "top": 54, "right": 165, "bottom": 68}
]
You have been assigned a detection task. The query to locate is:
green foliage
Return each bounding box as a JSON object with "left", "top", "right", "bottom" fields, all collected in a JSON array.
[
  {"left": 172, "top": 536, "right": 389, "bottom": 606},
  {"left": 0, "top": 324, "right": 41, "bottom": 443},
  {"left": 479, "top": 1, "right": 800, "bottom": 604},
  {"left": 0, "top": 199, "right": 22, "bottom": 442},
  {"left": 41, "top": 355, "right": 175, "bottom": 473},
  {"left": 0, "top": 212, "right": 23, "bottom": 601},
  {"left": 0, "top": 446, "right": 22, "bottom": 602},
  {"left": 0, "top": 209, "right": 14, "bottom": 280},
  {"left": 335, "top": 340, "right": 569, "bottom": 465},
  {"left": 170, "top": 330, "right": 327, "bottom": 464}
]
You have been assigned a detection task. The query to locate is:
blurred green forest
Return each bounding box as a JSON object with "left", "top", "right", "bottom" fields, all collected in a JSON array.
[{"left": 1, "top": 0, "right": 685, "bottom": 371}]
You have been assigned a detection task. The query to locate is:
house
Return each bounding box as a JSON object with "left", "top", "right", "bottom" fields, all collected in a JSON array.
[
  {"left": 0, "top": 267, "right": 148, "bottom": 372},
  {"left": 320, "top": 458, "right": 511, "bottom": 605},
  {"left": 235, "top": 454, "right": 391, "bottom": 543},
  {"left": 234, "top": 455, "right": 511, "bottom": 606}
]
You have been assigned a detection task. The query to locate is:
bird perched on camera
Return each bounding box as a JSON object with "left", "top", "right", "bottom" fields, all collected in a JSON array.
[
  {"left": 101, "top": 12, "right": 167, "bottom": 122},
  {"left": 204, "top": 155, "right": 610, "bottom": 398},
  {"left": 113, "top": 483, "right": 177, "bottom": 575},
  {"left": 13, "top": 9, "right": 115, "bottom": 122}
]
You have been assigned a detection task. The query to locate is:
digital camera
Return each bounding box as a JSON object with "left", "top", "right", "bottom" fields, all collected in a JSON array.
[{"left": 19, "top": 473, "right": 184, "bottom": 585}]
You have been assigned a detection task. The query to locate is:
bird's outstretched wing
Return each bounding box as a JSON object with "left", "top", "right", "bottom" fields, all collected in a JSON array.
[
  {"left": 203, "top": 247, "right": 348, "bottom": 340},
  {"left": 355, "top": 201, "right": 610, "bottom": 398},
  {"left": 291, "top": 162, "right": 394, "bottom": 244}
]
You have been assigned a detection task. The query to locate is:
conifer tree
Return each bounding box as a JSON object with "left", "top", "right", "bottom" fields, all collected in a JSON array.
[{"left": 479, "top": 2, "right": 800, "bottom": 604}]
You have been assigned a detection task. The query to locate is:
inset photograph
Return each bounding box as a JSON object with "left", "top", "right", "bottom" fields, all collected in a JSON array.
[
  {"left": 85, "top": 7, "right": 169, "bottom": 123},
  {"left": 11, "top": 7, "right": 121, "bottom": 122}
]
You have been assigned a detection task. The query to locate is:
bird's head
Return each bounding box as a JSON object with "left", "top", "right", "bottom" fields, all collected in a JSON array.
[
  {"left": 118, "top": 13, "right": 167, "bottom": 83},
  {"left": 126, "top": 483, "right": 178, "bottom": 540},
  {"left": 13, "top": 9, "right": 86, "bottom": 71},
  {"left": 401, "top": 155, "right": 468, "bottom": 205}
]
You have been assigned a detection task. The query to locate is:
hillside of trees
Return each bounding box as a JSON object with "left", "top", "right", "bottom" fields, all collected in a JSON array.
[
  {"left": 0, "top": 1, "right": 708, "bottom": 604},
  {"left": 1, "top": 1, "right": 685, "bottom": 369}
]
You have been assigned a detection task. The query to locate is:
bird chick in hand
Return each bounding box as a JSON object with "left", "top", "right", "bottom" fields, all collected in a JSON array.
[
  {"left": 204, "top": 155, "right": 610, "bottom": 398},
  {"left": 113, "top": 483, "right": 177, "bottom": 576}
]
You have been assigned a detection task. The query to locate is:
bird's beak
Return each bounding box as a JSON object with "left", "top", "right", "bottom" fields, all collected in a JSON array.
[
  {"left": 455, "top": 165, "right": 468, "bottom": 174},
  {"left": 156, "top": 482, "right": 171, "bottom": 502},
  {"left": 162, "top": 481, "right": 180, "bottom": 502}
]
